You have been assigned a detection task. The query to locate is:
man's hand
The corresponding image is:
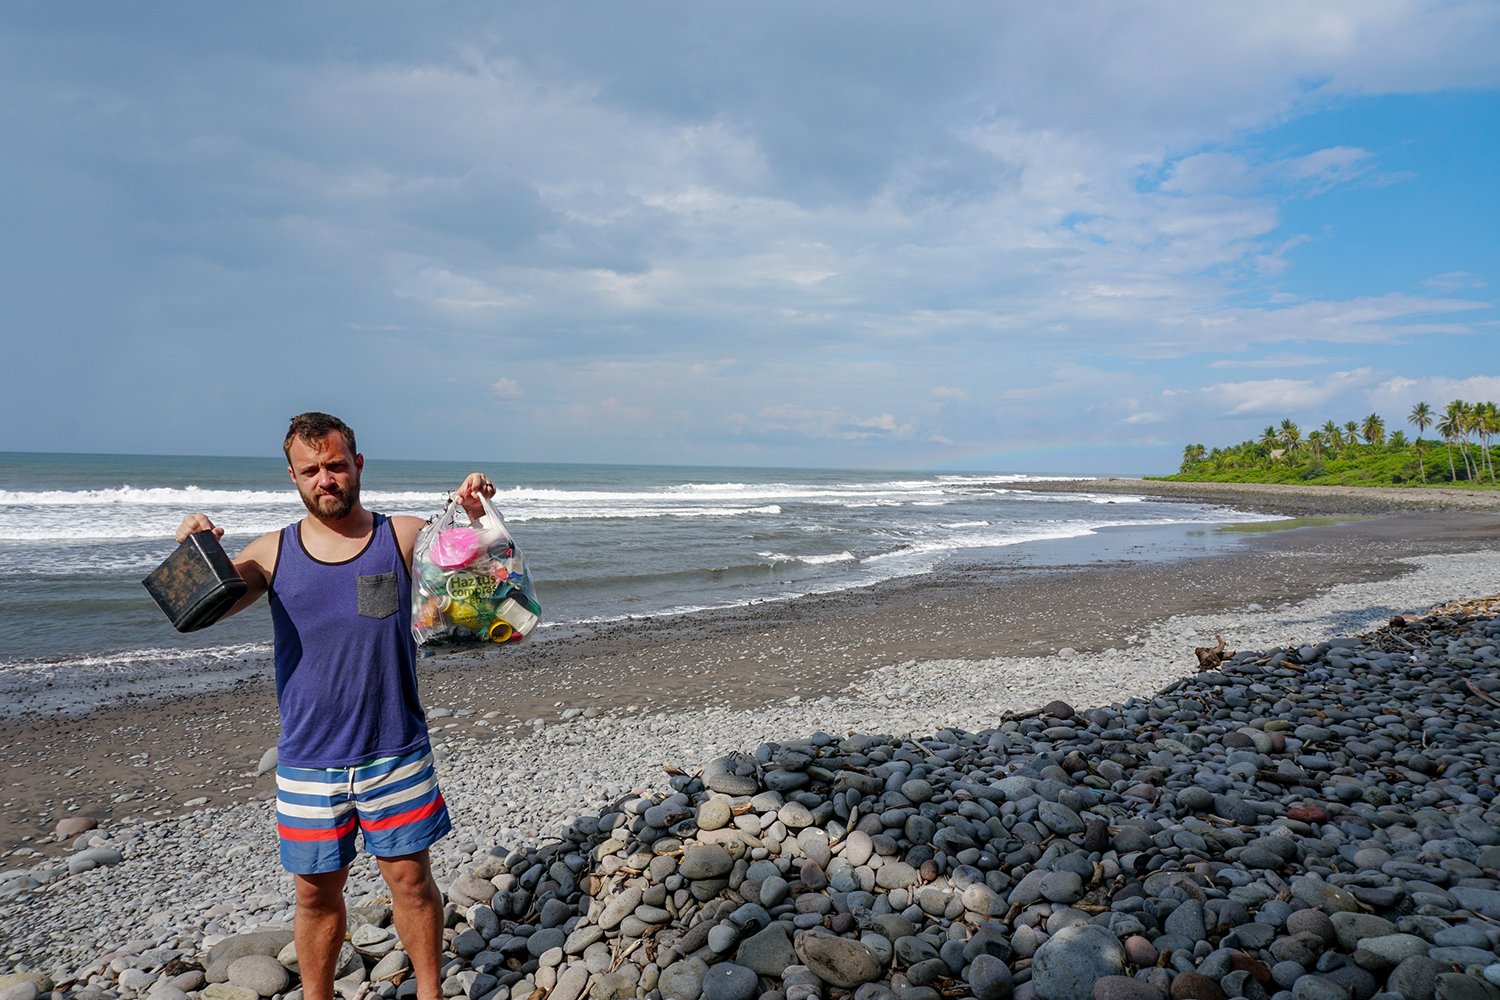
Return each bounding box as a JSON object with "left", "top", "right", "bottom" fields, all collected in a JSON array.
[
  {"left": 453, "top": 473, "right": 497, "bottom": 520},
  {"left": 176, "top": 513, "right": 224, "bottom": 543}
]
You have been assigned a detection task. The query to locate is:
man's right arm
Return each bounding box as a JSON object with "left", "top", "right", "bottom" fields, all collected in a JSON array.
[{"left": 175, "top": 515, "right": 276, "bottom": 621}]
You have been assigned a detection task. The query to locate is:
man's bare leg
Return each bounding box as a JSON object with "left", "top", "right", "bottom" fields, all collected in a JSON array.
[
  {"left": 294, "top": 868, "right": 350, "bottom": 1000},
  {"left": 378, "top": 850, "right": 445, "bottom": 1000}
]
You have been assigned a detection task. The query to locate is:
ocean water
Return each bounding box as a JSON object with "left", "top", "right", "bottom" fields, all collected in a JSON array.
[{"left": 0, "top": 452, "right": 1266, "bottom": 711}]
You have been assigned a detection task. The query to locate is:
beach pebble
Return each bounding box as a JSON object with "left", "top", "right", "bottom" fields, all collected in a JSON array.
[
  {"left": 795, "top": 930, "right": 882, "bottom": 988},
  {"left": 1031, "top": 924, "right": 1126, "bottom": 999},
  {"left": 225, "top": 956, "right": 288, "bottom": 997},
  {"left": 53, "top": 817, "right": 98, "bottom": 839},
  {"left": 701, "top": 963, "right": 758, "bottom": 1000},
  {"left": 254, "top": 747, "right": 278, "bottom": 775}
]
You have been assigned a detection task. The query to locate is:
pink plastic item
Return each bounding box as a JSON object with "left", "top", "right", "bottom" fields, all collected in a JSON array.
[{"left": 430, "top": 526, "right": 482, "bottom": 569}]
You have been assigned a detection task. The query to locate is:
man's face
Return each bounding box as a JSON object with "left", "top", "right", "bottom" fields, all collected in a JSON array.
[{"left": 287, "top": 432, "right": 363, "bottom": 522}]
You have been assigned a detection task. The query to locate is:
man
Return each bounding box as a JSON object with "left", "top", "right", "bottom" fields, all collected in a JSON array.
[{"left": 176, "top": 412, "right": 492, "bottom": 1000}]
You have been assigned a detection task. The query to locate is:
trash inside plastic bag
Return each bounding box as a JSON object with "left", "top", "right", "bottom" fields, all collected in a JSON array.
[{"left": 412, "top": 494, "right": 540, "bottom": 646}]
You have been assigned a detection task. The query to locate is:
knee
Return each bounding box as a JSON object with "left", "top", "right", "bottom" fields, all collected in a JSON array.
[
  {"left": 295, "top": 872, "right": 348, "bottom": 914},
  {"left": 382, "top": 858, "right": 438, "bottom": 903}
]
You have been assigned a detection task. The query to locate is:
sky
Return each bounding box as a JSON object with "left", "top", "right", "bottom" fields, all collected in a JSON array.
[{"left": 1, "top": 2, "right": 1497, "bottom": 475}]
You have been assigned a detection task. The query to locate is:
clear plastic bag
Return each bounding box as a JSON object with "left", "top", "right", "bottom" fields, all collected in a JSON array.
[{"left": 412, "top": 494, "right": 540, "bottom": 646}]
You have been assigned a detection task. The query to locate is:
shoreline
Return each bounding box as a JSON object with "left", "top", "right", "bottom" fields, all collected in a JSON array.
[
  {"left": 1, "top": 482, "right": 1497, "bottom": 861},
  {"left": 1003, "top": 476, "right": 1500, "bottom": 514}
]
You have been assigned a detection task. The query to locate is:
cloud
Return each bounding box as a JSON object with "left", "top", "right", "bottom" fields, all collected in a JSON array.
[
  {"left": 1270, "top": 146, "right": 1377, "bottom": 195},
  {"left": 1423, "top": 271, "right": 1488, "bottom": 292},
  {"left": 751, "top": 404, "right": 917, "bottom": 441},
  {"left": 1371, "top": 374, "right": 1500, "bottom": 409},
  {"left": 1208, "top": 353, "right": 1342, "bottom": 369},
  {"left": 1197, "top": 368, "right": 1377, "bottom": 416},
  {"left": 490, "top": 378, "right": 524, "bottom": 398}
]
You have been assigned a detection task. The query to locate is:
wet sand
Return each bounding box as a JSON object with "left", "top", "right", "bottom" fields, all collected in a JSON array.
[{"left": 2, "top": 480, "right": 1497, "bottom": 861}]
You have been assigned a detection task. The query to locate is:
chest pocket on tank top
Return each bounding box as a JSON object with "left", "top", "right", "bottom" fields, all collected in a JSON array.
[{"left": 356, "top": 572, "right": 399, "bottom": 619}]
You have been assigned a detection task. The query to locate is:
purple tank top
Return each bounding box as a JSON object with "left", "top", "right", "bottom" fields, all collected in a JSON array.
[{"left": 268, "top": 513, "right": 428, "bottom": 768}]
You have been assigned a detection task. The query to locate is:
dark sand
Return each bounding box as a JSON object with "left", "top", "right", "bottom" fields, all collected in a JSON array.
[{"left": 3, "top": 481, "right": 1497, "bottom": 860}]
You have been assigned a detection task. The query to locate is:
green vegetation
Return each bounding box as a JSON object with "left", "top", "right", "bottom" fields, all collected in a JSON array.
[{"left": 1164, "top": 399, "right": 1500, "bottom": 488}]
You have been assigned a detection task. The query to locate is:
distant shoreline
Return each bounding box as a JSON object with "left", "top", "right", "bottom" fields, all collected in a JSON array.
[{"left": 1001, "top": 476, "right": 1500, "bottom": 516}]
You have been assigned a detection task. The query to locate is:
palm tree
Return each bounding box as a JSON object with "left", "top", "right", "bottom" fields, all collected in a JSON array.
[
  {"left": 1279, "top": 419, "right": 1301, "bottom": 455},
  {"left": 1439, "top": 402, "right": 1464, "bottom": 480},
  {"left": 1181, "top": 443, "right": 1206, "bottom": 471},
  {"left": 1408, "top": 402, "right": 1432, "bottom": 481},
  {"left": 1307, "top": 430, "right": 1325, "bottom": 460},
  {"left": 1388, "top": 429, "right": 1409, "bottom": 449},
  {"left": 1361, "top": 413, "right": 1386, "bottom": 447},
  {"left": 1320, "top": 420, "right": 1342, "bottom": 454},
  {"left": 1260, "top": 426, "right": 1280, "bottom": 461},
  {"left": 1477, "top": 401, "right": 1499, "bottom": 484},
  {"left": 1445, "top": 400, "right": 1476, "bottom": 480},
  {"left": 1344, "top": 420, "right": 1360, "bottom": 451}
]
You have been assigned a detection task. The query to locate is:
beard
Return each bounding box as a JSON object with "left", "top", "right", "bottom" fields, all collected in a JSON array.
[{"left": 299, "top": 476, "right": 359, "bottom": 521}]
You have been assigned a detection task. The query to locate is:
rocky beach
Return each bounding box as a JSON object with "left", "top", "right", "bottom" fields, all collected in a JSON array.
[{"left": 4, "top": 481, "right": 1500, "bottom": 1000}]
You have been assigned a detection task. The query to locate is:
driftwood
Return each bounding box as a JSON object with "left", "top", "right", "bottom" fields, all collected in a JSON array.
[{"left": 1194, "top": 635, "right": 1233, "bottom": 671}]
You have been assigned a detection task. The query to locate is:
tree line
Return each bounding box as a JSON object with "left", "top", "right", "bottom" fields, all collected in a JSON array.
[{"left": 1175, "top": 399, "right": 1499, "bottom": 486}]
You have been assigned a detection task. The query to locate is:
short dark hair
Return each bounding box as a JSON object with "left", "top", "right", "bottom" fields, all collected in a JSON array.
[{"left": 283, "top": 412, "right": 358, "bottom": 463}]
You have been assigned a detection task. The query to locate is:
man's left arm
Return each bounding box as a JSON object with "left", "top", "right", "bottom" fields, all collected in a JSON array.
[{"left": 392, "top": 472, "right": 497, "bottom": 568}]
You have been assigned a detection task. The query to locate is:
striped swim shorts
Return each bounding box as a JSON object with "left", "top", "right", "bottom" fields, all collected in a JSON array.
[{"left": 274, "top": 745, "right": 452, "bottom": 875}]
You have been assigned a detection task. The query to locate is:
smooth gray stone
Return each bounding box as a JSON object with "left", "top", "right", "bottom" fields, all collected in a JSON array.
[
  {"left": 1435, "top": 925, "right": 1493, "bottom": 949},
  {"left": 564, "top": 924, "right": 604, "bottom": 954},
  {"left": 1030, "top": 924, "right": 1126, "bottom": 1000},
  {"left": 225, "top": 957, "right": 289, "bottom": 999},
  {"left": 1388, "top": 956, "right": 1444, "bottom": 1000},
  {"left": 1037, "top": 801, "right": 1084, "bottom": 836},
  {"left": 709, "top": 923, "right": 739, "bottom": 954},
  {"left": 1225, "top": 924, "right": 1277, "bottom": 950},
  {"left": 701, "top": 963, "right": 758, "bottom": 1000},
  {"left": 1453, "top": 887, "right": 1500, "bottom": 920},
  {"left": 1330, "top": 913, "right": 1397, "bottom": 952},
  {"left": 1453, "top": 815, "right": 1500, "bottom": 847},
  {"left": 205, "top": 931, "right": 297, "bottom": 984},
  {"left": 736, "top": 922, "right": 796, "bottom": 977},
  {"left": 704, "top": 756, "right": 760, "bottom": 797},
  {"left": 1433, "top": 972, "right": 1498, "bottom": 1000},
  {"left": 548, "top": 966, "right": 588, "bottom": 1000},
  {"left": 1429, "top": 947, "right": 1500, "bottom": 968},
  {"left": 598, "top": 886, "right": 643, "bottom": 929},
  {"left": 842, "top": 831, "right": 875, "bottom": 867},
  {"left": 1270, "top": 933, "right": 1326, "bottom": 968},
  {"left": 66, "top": 847, "right": 124, "bottom": 874},
  {"left": 698, "top": 796, "right": 733, "bottom": 831},
  {"left": 794, "top": 930, "right": 882, "bottom": 989},
  {"left": 370, "top": 953, "right": 410, "bottom": 982},
  {"left": 1163, "top": 900, "right": 1207, "bottom": 942},
  {"left": 526, "top": 928, "right": 565, "bottom": 958},
  {"left": 658, "top": 957, "right": 709, "bottom": 1000},
  {"left": 1322, "top": 965, "right": 1378, "bottom": 1000},
  {"left": 876, "top": 862, "right": 918, "bottom": 890},
  {"left": 895, "top": 936, "right": 939, "bottom": 966},
  {"left": 1286, "top": 909, "right": 1335, "bottom": 945},
  {"left": 681, "top": 845, "right": 735, "bottom": 880},
  {"left": 874, "top": 914, "right": 917, "bottom": 941},
  {"left": 966, "top": 954, "right": 1013, "bottom": 1000},
  {"left": 1359, "top": 933, "right": 1431, "bottom": 965},
  {"left": 1289, "top": 877, "right": 1361, "bottom": 914},
  {"left": 1039, "top": 871, "right": 1083, "bottom": 904},
  {"left": 1290, "top": 975, "right": 1347, "bottom": 1000}
]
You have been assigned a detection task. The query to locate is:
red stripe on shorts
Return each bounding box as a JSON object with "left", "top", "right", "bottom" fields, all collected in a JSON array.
[
  {"left": 360, "top": 793, "right": 447, "bottom": 832},
  {"left": 278, "top": 814, "right": 359, "bottom": 842}
]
